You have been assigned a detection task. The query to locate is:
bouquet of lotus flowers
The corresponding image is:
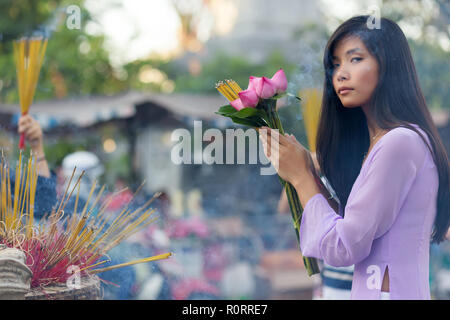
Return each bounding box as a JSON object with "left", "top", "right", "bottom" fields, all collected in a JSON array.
[{"left": 215, "top": 69, "right": 320, "bottom": 276}]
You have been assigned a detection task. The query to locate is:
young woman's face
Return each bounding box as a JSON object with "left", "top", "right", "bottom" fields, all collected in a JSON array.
[{"left": 332, "top": 36, "right": 379, "bottom": 108}]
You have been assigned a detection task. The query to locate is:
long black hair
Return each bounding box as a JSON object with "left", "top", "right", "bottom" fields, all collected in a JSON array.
[{"left": 316, "top": 16, "right": 450, "bottom": 243}]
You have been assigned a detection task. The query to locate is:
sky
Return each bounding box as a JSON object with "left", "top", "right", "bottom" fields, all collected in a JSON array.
[
  {"left": 83, "top": 0, "right": 448, "bottom": 66},
  {"left": 84, "top": 0, "right": 181, "bottom": 65}
]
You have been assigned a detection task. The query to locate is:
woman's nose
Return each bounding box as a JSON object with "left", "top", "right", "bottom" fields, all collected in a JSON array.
[
  {"left": 334, "top": 64, "right": 350, "bottom": 82},
  {"left": 336, "top": 69, "right": 349, "bottom": 81}
]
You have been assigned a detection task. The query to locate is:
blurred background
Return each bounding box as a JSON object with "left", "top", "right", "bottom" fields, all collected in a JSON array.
[{"left": 0, "top": 0, "right": 449, "bottom": 299}]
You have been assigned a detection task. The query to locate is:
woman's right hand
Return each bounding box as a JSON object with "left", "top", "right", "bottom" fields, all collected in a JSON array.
[{"left": 284, "top": 134, "right": 319, "bottom": 178}]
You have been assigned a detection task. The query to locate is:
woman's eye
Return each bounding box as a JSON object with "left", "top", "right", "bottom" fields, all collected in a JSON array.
[{"left": 351, "top": 57, "right": 362, "bottom": 63}]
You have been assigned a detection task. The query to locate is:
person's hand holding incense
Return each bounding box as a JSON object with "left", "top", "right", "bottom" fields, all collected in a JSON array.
[
  {"left": 18, "top": 114, "right": 43, "bottom": 151},
  {"left": 18, "top": 114, "right": 50, "bottom": 178}
]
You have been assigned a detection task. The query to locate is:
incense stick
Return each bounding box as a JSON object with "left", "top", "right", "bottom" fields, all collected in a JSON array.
[
  {"left": 90, "top": 253, "right": 172, "bottom": 274},
  {"left": 13, "top": 38, "right": 48, "bottom": 149},
  {"left": 0, "top": 153, "right": 172, "bottom": 288}
]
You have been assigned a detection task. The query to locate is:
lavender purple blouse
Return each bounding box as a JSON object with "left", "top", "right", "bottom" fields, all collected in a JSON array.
[{"left": 300, "top": 124, "right": 439, "bottom": 299}]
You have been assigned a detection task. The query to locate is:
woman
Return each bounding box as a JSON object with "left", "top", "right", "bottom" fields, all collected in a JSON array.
[{"left": 260, "top": 16, "right": 449, "bottom": 299}]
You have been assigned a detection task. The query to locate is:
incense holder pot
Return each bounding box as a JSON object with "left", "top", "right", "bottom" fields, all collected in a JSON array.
[
  {"left": 25, "top": 275, "right": 101, "bottom": 300},
  {"left": 0, "top": 246, "right": 32, "bottom": 300}
]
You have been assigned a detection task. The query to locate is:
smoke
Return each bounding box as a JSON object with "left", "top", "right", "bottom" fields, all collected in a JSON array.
[{"left": 288, "top": 33, "right": 328, "bottom": 103}]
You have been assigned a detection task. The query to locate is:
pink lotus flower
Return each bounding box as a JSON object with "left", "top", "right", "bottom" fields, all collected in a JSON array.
[
  {"left": 238, "top": 88, "right": 259, "bottom": 108},
  {"left": 228, "top": 69, "right": 288, "bottom": 111},
  {"left": 248, "top": 69, "right": 288, "bottom": 99},
  {"left": 230, "top": 98, "right": 245, "bottom": 111},
  {"left": 271, "top": 69, "right": 287, "bottom": 93},
  {"left": 248, "top": 76, "right": 260, "bottom": 91},
  {"left": 256, "top": 77, "right": 277, "bottom": 99}
]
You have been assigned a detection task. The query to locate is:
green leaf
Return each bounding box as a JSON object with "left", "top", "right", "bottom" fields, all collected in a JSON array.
[
  {"left": 216, "top": 104, "right": 237, "bottom": 116},
  {"left": 233, "top": 107, "right": 266, "bottom": 119},
  {"left": 215, "top": 104, "right": 271, "bottom": 127},
  {"left": 217, "top": 106, "right": 270, "bottom": 125},
  {"left": 229, "top": 116, "right": 263, "bottom": 127}
]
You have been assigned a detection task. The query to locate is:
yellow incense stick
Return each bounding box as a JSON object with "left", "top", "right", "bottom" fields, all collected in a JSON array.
[
  {"left": 226, "top": 80, "right": 243, "bottom": 94},
  {"left": 0, "top": 155, "right": 171, "bottom": 286},
  {"left": 13, "top": 38, "right": 48, "bottom": 149},
  {"left": 216, "top": 79, "right": 242, "bottom": 102},
  {"left": 300, "top": 88, "right": 322, "bottom": 153},
  {"left": 89, "top": 253, "right": 172, "bottom": 274}
]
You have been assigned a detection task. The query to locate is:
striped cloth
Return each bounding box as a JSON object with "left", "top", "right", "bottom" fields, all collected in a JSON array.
[{"left": 322, "top": 263, "right": 354, "bottom": 291}]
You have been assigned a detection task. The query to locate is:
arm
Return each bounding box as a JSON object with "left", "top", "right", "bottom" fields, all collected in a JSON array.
[
  {"left": 296, "top": 130, "right": 426, "bottom": 267},
  {"left": 278, "top": 158, "right": 339, "bottom": 215},
  {"left": 34, "top": 172, "right": 58, "bottom": 219},
  {"left": 304, "top": 151, "right": 339, "bottom": 213},
  {"left": 260, "top": 130, "right": 339, "bottom": 214},
  {"left": 18, "top": 115, "right": 56, "bottom": 218},
  {"left": 18, "top": 114, "right": 50, "bottom": 178}
]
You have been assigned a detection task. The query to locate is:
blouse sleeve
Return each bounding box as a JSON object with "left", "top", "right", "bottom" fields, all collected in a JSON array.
[
  {"left": 299, "top": 129, "right": 427, "bottom": 267},
  {"left": 6, "top": 170, "right": 57, "bottom": 220},
  {"left": 34, "top": 171, "right": 58, "bottom": 220}
]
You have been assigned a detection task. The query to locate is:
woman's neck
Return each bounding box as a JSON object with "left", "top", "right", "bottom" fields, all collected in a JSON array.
[{"left": 361, "top": 105, "right": 384, "bottom": 141}]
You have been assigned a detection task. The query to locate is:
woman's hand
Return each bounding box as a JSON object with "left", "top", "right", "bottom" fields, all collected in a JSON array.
[
  {"left": 18, "top": 114, "right": 45, "bottom": 156},
  {"left": 259, "top": 127, "right": 316, "bottom": 186}
]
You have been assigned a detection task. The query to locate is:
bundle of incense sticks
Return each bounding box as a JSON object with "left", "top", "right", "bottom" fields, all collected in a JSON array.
[
  {"left": 215, "top": 79, "right": 242, "bottom": 101},
  {"left": 13, "top": 37, "right": 48, "bottom": 150},
  {"left": 0, "top": 152, "right": 171, "bottom": 288},
  {"left": 0, "top": 150, "right": 38, "bottom": 241}
]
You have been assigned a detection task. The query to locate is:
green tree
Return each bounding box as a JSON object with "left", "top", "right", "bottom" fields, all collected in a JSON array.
[
  {"left": 0, "top": 0, "right": 127, "bottom": 103},
  {"left": 0, "top": 0, "right": 64, "bottom": 42},
  {"left": 166, "top": 50, "right": 297, "bottom": 94}
]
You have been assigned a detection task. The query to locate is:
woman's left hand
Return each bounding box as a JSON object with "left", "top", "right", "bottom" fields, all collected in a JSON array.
[{"left": 259, "top": 127, "right": 315, "bottom": 186}]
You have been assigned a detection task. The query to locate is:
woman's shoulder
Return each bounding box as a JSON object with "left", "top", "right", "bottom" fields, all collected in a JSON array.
[
  {"left": 375, "top": 124, "right": 431, "bottom": 165},
  {"left": 380, "top": 123, "right": 429, "bottom": 148}
]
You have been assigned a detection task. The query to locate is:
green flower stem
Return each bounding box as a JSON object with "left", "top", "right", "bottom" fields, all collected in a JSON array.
[{"left": 267, "top": 101, "right": 320, "bottom": 276}]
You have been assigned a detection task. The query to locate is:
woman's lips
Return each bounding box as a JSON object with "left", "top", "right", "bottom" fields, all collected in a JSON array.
[{"left": 340, "top": 89, "right": 353, "bottom": 95}]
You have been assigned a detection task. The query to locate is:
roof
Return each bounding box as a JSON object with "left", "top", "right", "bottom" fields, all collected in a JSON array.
[{"left": 0, "top": 91, "right": 230, "bottom": 130}]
